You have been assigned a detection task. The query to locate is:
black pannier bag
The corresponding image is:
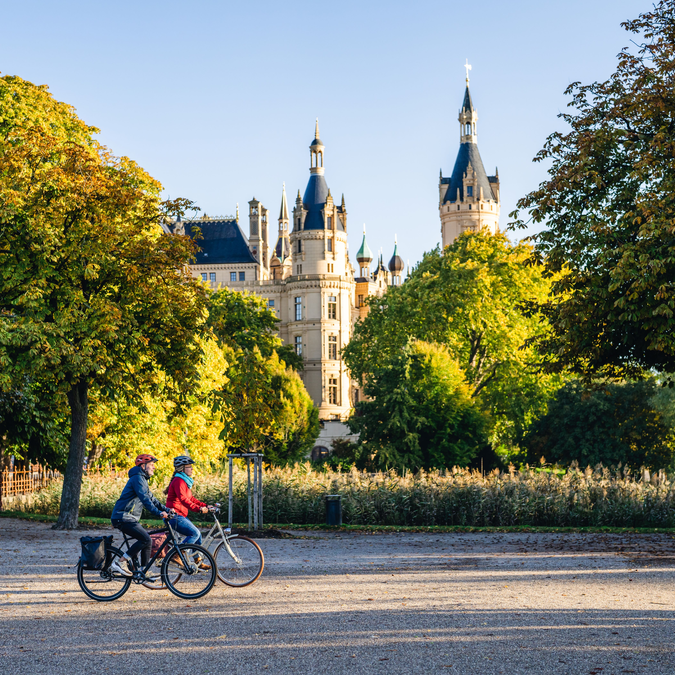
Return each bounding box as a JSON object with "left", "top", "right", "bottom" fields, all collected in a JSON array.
[{"left": 80, "top": 535, "right": 113, "bottom": 570}]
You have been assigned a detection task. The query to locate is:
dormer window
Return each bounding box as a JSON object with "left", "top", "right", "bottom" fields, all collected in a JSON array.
[{"left": 466, "top": 186, "right": 473, "bottom": 197}]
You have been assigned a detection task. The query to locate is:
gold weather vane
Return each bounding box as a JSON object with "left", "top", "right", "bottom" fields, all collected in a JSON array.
[{"left": 464, "top": 59, "right": 472, "bottom": 83}]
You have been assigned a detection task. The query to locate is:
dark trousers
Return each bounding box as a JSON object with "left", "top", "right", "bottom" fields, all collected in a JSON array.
[{"left": 112, "top": 520, "right": 152, "bottom": 567}]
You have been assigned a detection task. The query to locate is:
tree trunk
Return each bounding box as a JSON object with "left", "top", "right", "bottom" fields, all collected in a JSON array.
[{"left": 53, "top": 380, "right": 89, "bottom": 530}]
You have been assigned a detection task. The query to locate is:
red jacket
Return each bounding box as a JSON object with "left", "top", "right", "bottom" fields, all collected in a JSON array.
[{"left": 166, "top": 476, "right": 206, "bottom": 517}]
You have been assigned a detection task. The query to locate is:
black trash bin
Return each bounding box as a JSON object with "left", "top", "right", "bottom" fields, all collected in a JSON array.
[{"left": 325, "top": 494, "right": 342, "bottom": 526}]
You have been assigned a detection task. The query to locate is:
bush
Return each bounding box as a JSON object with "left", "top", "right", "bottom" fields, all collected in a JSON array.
[{"left": 11, "top": 463, "right": 675, "bottom": 528}]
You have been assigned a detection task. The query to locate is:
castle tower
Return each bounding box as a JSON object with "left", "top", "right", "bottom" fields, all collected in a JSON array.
[
  {"left": 388, "top": 236, "right": 405, "bottom": 286},
  {"left": 439, "top": 64, "right": 500, "bottom": 247},
  {"left": 248, "top": 197, "right": 270, "bottom": 280},
  {"left": 356, "top": 225, "right": 373, "bottom": 279},
  {"left": 287, "top": 121, "right": 353, "bottom": 420}
]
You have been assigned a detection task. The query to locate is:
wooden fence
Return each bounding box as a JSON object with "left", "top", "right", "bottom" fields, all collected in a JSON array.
[{"left": 1, "top": 464, "right": 127, "bottom": 499}]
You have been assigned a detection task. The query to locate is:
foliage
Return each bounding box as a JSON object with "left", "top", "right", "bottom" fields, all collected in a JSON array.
[
  {"left": 347, "top": 340, "right": 488, "bottom": 471},
  {"left": 344, "top": 232, "right": 564, "bottom": 448},
  {"left": 0, "top": 75, "right": 207, "bottom": 527},
  {"left": 206, "top": 288, "right": 302, "bottom": 371},
  {"left": 0, "top": 380, "right": 69, "bottom": 469},
  {"left": 19, "top": 463, "right": 675, "bottom": 529},
  {"left": 86, "top": 337, "right": 229, "bottom": 481},
  {"left": 206, "top": 287, "right": 319, "bottom": 464},
  {"left": 511, "top": 2, "right": 675, "bottom": 379},
  {"left": 522, "top": 380, "right": 675, "bottom": 469}
]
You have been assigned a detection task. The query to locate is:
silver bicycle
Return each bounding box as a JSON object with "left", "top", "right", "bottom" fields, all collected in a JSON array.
[
  {"left": 202, "top": 503, "right": 264, "bottom": 587},
  {"left": 144, "top": 504, "right": 264, "bottom": 589}
]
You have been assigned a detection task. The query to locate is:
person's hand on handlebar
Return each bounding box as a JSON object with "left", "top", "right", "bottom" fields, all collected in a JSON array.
[
  {"left": 200, "top": 506, "right": 209, "bottom": 514},
  {"left": 161, "top": 509, "right": 176, "bottom": 519}
]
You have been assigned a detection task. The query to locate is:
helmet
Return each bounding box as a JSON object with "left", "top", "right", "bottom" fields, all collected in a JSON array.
[
  {"left": 173, "top": 455, "right": 196, "bottom": 470},
  {"left": 135, "top": 454, "right": 159, "bottom": 466}
]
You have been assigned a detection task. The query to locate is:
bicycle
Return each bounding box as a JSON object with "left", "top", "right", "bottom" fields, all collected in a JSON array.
[
  {"left": 77, "top": 515, "right": 217, "bottom": 602},
  {"left": 201, "top": 503, "right": 264, "bottom": 587}
]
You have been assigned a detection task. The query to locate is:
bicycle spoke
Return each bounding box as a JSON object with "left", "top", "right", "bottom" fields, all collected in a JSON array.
[{"left": 215, "top": 536, "right": 264, "bottom": 587}]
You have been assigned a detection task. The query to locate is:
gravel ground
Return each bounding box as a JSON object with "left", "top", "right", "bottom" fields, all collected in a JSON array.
[{"left": 1, "top": 518, "right": 675, "bottom": 674}]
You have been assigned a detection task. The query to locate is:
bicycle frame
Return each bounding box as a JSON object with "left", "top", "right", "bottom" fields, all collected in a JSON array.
[
  {"left": 201, "top": 511, "right": 244, "bottom": 564},
  {"left": 116, "top": 519, "right": 196, "bottom": 576}
]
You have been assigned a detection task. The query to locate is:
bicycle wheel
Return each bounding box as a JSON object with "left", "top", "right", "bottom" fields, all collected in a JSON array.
[
  {"left": 77, "top": 546, "right": 131, "bottom": 602},
  {"left": 161, "top": 544, "right": 216, "bottom": 600},
  {"left": 214, "top": 535, "right": 264, "bottom": 587}
]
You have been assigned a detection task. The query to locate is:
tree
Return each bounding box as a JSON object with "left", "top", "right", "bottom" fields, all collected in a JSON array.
[
  {"left": 207, "top": 288, "right": 303, "bottom": 371},
  {"left": 207, "top": 288, "right": 319, "bottom": 463},
  {"left": 0, "top": 379, "right": 69, "bottom": 469},
  {"left": 522, "top": 380, "right": 675, "bottom": 469},
  {"left": 348, "top": 340, "right": 488, "bottom": 471},
  {"left": 86, "top": 337, "right": 229, "bottom": 481},
  {"left": 511, "top": 2, "right": 675, "bottom": 379},
  {"left": 0, "top": 75, "right": 207, "bottom": 528},
  {"left": 344, "top": 232, "right": 563, "bottom": 448}
]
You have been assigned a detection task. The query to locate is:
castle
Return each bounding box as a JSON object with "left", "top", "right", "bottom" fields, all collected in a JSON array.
[{"left": 170, "top": 69, "right": 498, "bottom": 453}]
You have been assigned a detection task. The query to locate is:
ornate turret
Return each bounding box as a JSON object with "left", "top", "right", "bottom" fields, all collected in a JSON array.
[
  {"left": 274, "top": 183, "right": 291, "bottom": 263},
  {"left": 388, "top": 236, "right": 405, "bottom": 286},
  {"left": 356, "top": 225, "right": 373, "bottom": 279}
]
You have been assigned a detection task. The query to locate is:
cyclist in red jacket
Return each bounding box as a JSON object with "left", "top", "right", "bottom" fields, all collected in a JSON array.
[{"left": 164, "top": 455, "right": 211, "bottom": 546}]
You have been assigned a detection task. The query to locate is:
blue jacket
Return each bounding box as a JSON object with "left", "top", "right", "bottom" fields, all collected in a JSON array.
[{"left": 111, "top": 465, "right": 165, "bottom": 522}]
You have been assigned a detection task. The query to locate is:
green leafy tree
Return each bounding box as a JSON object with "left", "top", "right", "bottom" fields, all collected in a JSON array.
[
  {"left": 522, "top": 380, "right": 675, "bottom": 469},
  {"left": 207, "top": 288, "right": 319, "bottom": 464},
  {"left": 344, "top": 232, "right": 563, "bottom": 448},
  {"left": 0, "top": 380, "right": 69, "bottom": 469},
  {"left": 511, "top": 2, "right": 675, "bottom": 379},
  {"left": 0, "top": 75, "right": 207, "bottom": 528},
  {"left": 348, "top": 340, "right": 488, "bottom": 471},
  {"left": 207, "top": 288, "right": 303, "bottom": 371}
]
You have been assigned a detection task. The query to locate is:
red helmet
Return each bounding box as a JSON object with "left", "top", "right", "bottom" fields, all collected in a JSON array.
[{"left": 135, "top": 454, "right": 159, "bottom": 466}]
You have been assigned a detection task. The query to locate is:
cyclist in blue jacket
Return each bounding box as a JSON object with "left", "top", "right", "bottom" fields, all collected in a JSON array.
[{"left": 110, "top": 453, "right": 169, "bottom": 578}]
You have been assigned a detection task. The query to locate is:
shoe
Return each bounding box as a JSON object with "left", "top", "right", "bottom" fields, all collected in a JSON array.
[
  {"left": 144, "top": 571, "right": 161, "bottom": 581},
  {"left": 110, "top": 559, "right": 132, "bottom": 577},
  {"left": 194, "top": 555, "right": 211, "bottom": 571},
  {"left": 169, "top": 554, "right": 185, "bottom": 569}
]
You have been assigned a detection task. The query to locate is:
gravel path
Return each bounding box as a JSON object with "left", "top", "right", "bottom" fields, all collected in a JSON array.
[{"left": 1, "top": 518, "right": 674, "bottom": 674}]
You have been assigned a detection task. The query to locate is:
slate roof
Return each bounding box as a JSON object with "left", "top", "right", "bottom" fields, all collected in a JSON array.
[
  {"left": 301, "top": 174, "right": 345, "bottom": 231},
  {"left": 442, "top": 142, "right": 495, "bottom": 204},
  {"left": 462, "top": 85, "right": 474, "bottom": 112},
  {"left": 184, "top": 219, "right": 257, "bottom": 265}
]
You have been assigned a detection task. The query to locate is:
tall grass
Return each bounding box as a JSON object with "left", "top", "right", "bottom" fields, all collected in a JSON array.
[{"left": 9, "top": 464, "right": 675, "bottom": 528}]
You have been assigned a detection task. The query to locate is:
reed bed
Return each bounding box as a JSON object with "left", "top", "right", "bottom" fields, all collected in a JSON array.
[{"left": 8, "top": 464, "right": 675, "bottom": 528}]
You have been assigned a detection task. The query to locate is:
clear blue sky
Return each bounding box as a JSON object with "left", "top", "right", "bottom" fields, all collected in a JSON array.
[{"left": 1, "top": 0, "right": 653, "bottom": 269}]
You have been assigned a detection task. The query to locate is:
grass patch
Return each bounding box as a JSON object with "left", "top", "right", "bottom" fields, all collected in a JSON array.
[{"left": 1, "top": 510, "right": 674, "bottom": 535}]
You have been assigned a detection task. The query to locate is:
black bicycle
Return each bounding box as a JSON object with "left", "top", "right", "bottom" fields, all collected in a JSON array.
[{"left": 77, "top": 516, "right": 217, "bottom": 602}]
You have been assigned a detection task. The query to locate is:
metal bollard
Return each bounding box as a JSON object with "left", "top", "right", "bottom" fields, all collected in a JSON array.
[{"left": 325, "top": 494, "right": 342, "bottom": 526}]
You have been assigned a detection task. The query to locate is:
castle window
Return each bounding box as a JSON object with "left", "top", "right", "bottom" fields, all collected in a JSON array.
[
  {"left": 327, "top": 216, "right": 332, "bottom": 229},
  {"left": 210, "top": 273, "right": 216, "bottom": 284},
  {"left": 295, "top": 296, "right": 302, "bottom": 321},
  {"left": 328, "top": 296, "right": 337, "bottom": 319},
  {"left": 230, "top": 272, "right": 237, "bottom": 282},
  {"left": 467, "top": 186, "right": 473, "bottom": 197},
  {"left": 239, "top": 272, "right": 245, "bottom": 281},
  {"left": 201, "top": 273, "right": 207, "bottom": 282},
  {"left": 327, "top": 263, "right": 334, "bottom": 273},
  {"left": 328, "top": 377, "right": 338, "bottom": 405},
  {"left": 297, "top": 264, "right": 302, "bottom": 275},
  {"left": 268, "top": 299, "right": 275, "bottom": 308},
  {"left": 469, "top": 204, "right": 472, "bottom": 210},
  {"left": 327, "top": 239, "right": 332, "bottom": 252},
  {"left": 358, "top": 294, "right": 364, "bottom": 307},
  {"left": 295, "top": 335, "right": 302, "bottom": 356},
  {"left": 328, "top": 335, "right": 337, "bottom": 360},
  {"left": 298, "top": 240, "right": 302, "bottom": 253},
  {"left": 457, "top": 205, "right": 460, "bottom": 210}
]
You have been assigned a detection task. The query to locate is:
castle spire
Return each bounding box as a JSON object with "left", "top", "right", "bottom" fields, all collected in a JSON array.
[
  {"left": 315, "top": 118, "right": 320, "bottom": 139},
  {"left": 279, "top": 182, "right": 289, "bottom": 221}
]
